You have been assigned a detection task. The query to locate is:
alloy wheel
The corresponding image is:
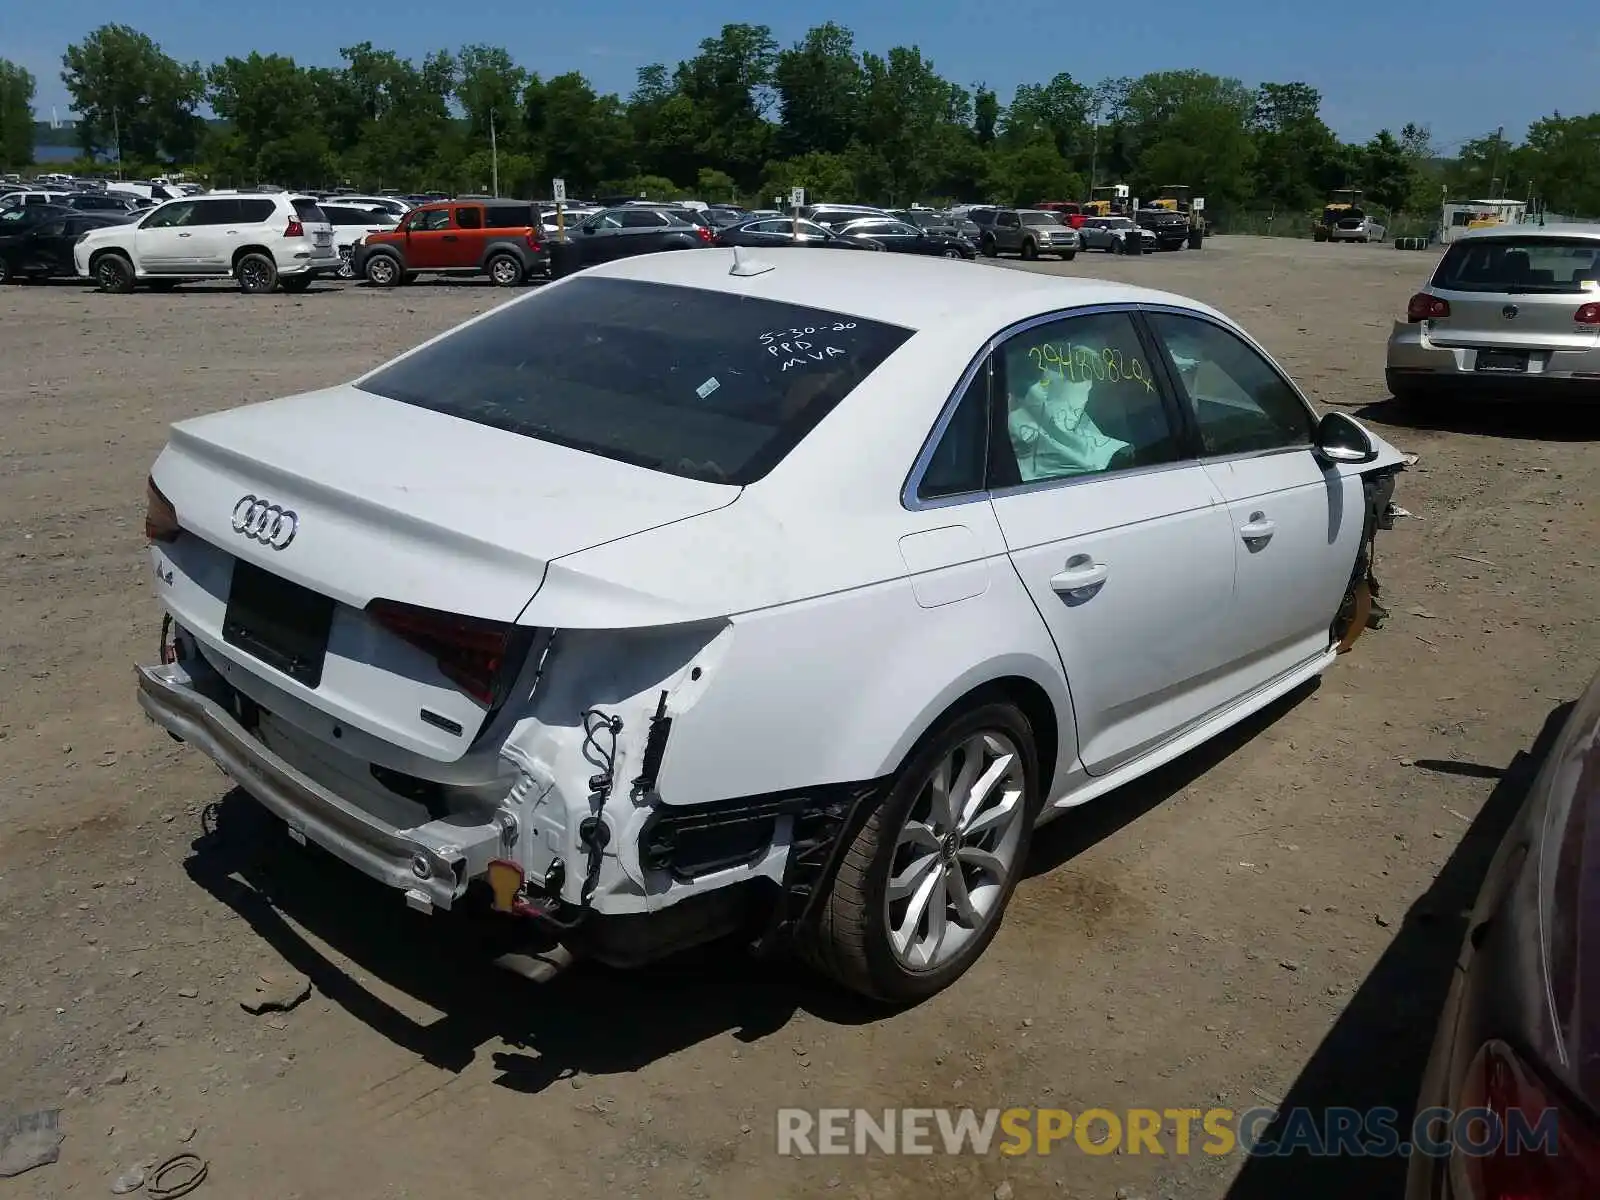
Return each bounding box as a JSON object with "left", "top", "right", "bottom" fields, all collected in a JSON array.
[
  {"left": 239, "top": 258, "right": 273, "bottom": 292},
  {"left": 884, "top": 731, "right": 1028, "bottom": 971}
]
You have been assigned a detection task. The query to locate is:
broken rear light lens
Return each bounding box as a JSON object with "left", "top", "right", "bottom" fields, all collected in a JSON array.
[
  {"left": 365, "top": 599, "right": 515, "bottom": 705},
  {"left": 144, "top": 476, "right": 180, "bottom": 543},
  {"left": 1574, "top": 302, "right": 1600, "bottom": 325},
  {"left": 1407, "top": 292, "right": 1450, "bottom": 322},
  {"left": 1451, "top": 1039, "right": 1600, "bottom": 1200}
]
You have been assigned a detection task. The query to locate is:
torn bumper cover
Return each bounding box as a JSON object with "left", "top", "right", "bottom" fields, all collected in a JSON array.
[{"left": 134, "top": 662, "right": 510, "bottom": 912}]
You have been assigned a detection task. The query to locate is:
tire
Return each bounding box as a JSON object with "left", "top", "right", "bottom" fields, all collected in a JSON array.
[
  {"left": 337, "top": 249, "right": 355, "bottom": 279},
  {"left": 942, "top": 247, "right": 962, "bottom": 259},
  {"left": 93, "top": 252, "right": 135, "bottom": 294},
  {"left": 801, "top": 700, "right": 1042, "bottom": 1003},
  {"left": 0, "top": 257, "right": 9, "bottom": 283},
  {"left": 280, "top": 275, "right": 312, "bottom": 293},
  {"left": 364, "top": 253, "right": 402, "bottom": 288},
  {"left": 980, "top": 237, "right": 996, "bottom": 259},
  {"left": 487, "top": 253, "right": 524, "bottom": 286},
  {"left": 1020, "top": 238, "right": 1038, "bottom": 261},
  {"left": 236, "top": 253, "right": 277, "bottom": 294}
]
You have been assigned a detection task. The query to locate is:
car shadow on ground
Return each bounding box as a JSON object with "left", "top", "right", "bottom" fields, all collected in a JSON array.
[
  {"left": 1026, "top": 680, "right": 1318, "bottom": 878},
  {"left": 1223, "top": 699, "right": 1574, "bottom": 1200},
  {"left": 1356, "top": 394, "right": 1600, "bottom": 441},
  {"left": 182, "top": 788, "right": 881, "bottom": 1093},
  {"left": 180, "top": 689, "right": 1321, "bottom": 1093}
]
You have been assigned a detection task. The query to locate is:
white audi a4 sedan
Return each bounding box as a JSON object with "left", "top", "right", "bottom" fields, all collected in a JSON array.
[{"left": 137, "top": 249, "right": 1408, "bottom": 1003}]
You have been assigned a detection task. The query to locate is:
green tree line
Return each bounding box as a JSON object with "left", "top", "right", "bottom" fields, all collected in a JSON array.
[{"left": 2, "top": 24, "right": 1597, "bottom": 220}]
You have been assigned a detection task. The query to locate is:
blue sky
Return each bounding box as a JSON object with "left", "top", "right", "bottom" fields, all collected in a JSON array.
[{"left": 5, "top": 0, "right": 1594, "bottom": 151}]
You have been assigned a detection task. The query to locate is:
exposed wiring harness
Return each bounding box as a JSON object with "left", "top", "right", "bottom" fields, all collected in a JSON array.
[{"left": 577, "top": 708, "right": 621, "bottom": 908}]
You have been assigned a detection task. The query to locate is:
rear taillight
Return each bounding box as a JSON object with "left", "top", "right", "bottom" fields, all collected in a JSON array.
[
  {"left": 1575, "top": 302, "right": 1600, "bottom": 325},
  {"left": 1450, "top": 1040, "right": 1600, "bottom": 1200},
  {"left": 696, "top": 224, "right": 712, "bottom": 243},
  {"left": 144, "top": 476, "right": 180, "bottom": 543},
  {"left": 525, "top": 232, "right": 542, "bottom": 252},
  {"left": 1407, "top": 292, "right": 1450, "bottom": 322},
  {"left": 365, "top": 599, "right": 515, "bottom": 705},
  {"left": 284, "top": 219, "right": 304, "bottom": 238}
]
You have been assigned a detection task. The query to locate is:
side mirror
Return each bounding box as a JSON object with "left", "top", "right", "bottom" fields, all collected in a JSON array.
[{"left": 1314, "top": 411, "right": 1378, "bottom": 466}]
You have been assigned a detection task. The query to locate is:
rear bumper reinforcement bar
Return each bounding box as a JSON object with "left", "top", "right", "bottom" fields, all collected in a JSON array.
[{"left": 135, "top": 663, "right": 506, "bottom": 913}]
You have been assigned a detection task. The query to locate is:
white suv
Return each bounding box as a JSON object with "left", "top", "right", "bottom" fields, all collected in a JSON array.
[{"left": 75, "top": 193, "right": 338, "bottom": 294}]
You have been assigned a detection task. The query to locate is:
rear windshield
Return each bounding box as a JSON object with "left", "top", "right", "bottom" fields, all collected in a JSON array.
[
  {"left": 1433, "top": 237, "right": 1600, "bottom": 295},
  {"left": 291, "top": 198, "right": 327, "bottom": 224},
  {"left": 358, "top": 278, "right": 914, "bottom": 484}
]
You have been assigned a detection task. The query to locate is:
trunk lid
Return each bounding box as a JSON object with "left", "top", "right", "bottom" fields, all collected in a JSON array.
[
  {"left": 157, "top": 384, "right": 739, "bottom": 622},
  {"left": 1427, "top": 289, "right": 1599, "bottom": 351},
  {"left": 1427, "top": 234, "right": 1600, "bottom": 351},
  {"left": 151, "top": 385, "right": 738, "bottom": 761}
]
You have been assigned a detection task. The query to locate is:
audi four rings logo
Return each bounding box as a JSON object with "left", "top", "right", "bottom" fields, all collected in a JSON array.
[{"left": 231, "top": 495, "right": 298, "bottom": 549}]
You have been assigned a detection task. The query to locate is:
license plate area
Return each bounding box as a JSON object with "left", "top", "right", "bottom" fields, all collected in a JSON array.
[
  {"left": 1475, "top": 349, "right": 1529, "bottom": 373},
  {"left": 223, "top": 560, "right": 335, "bottom": 688}
]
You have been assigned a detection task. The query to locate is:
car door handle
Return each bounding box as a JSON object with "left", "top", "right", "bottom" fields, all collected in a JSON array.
[
  {"left": 177, "top": 232, "right": 192, "bottom": 237},
  {"left": 442, "top": 234, "right": 458, "bottom": 241},
  {"left": 1049, "top": 556, "right": 1109, "bottom": 596},
  {"left": 1239, "top": 512, "right": 1276, "bottom": 543}
]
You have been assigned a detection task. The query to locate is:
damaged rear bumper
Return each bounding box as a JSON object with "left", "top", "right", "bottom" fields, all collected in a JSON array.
[{"left": 135, "top": 662, "right": 511, "bottom": 913}]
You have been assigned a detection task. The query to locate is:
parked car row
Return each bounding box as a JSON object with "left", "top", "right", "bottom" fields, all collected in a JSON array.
[{"left": 0, "top": 189, "right": 1208, "bottom": 294}]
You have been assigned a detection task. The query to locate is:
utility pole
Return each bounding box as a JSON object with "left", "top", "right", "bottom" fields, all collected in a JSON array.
[
  {"left": 1089, "top": 107, "right": 1100, "bottom": 197},
  {"left": 113, "top": 107, "right": 122, "bottom": 179},
  {"left": 1487, "top": 124, "right": 1503, "bottom": 199},
  {"left": 489, "top": 108, "right": 499, "bottom": 198}
]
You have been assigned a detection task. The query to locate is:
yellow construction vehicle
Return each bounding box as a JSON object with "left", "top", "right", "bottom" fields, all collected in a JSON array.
[
  {"left": 1149, "top": 185, "right": 1191, "bottom": 212},
  {"left": 1313, "top": 189, "right": 1364, "bottom": 242},
  {"left": 1084, "top": 184, "right": 1130, "bottom": 216}
]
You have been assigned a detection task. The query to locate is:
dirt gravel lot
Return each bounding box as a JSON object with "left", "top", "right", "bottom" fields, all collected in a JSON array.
[{"left": 1, "top": 237, "right": 1597, "bottom": 1199}]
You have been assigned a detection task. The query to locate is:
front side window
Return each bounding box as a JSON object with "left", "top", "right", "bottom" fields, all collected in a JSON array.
[
  {"left": 358, "top": 277, "right": 915, "bottom": 485},
  {"left": 141, "top": 201, "right": 198, "bottom": 229},
  {"left": 1146, "top": 312, "right": 1315, "bottom": 456},
  {"left": 995, "top": 310, "right": 1178, "bottom": 484},
  {"left": 409, "top": 208, "right": 452, "bottom": 232}
]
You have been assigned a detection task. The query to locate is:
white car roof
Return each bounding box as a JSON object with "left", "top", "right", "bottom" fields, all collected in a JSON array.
[{"left": 581, "top": 245, "right": 1218, "bottom": 334}]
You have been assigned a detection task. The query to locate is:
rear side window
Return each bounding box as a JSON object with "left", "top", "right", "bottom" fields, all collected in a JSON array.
[
  {"left": 486, "top": 205, "right": 535, "bottom": 229},
  {"left": 191, "top": 199, "right": 238, "bottom": 225},
  {"left": 238, "top": 199, "right": 276, "bottom": 222},
  {"left": 291, "top": 199, "right": 327, "bottom": 224},
  {"left": 1433, "top": 237, "right": 1600, "bottom": 295},
  {"left": 358, "top": 277, "right": 915, "bottom": 485},
  {"left": 621, "top": 209, "right": 667, "bottom": 228},
  {"left": 455, "top": 206, "right": 483, "bottom": 229}
]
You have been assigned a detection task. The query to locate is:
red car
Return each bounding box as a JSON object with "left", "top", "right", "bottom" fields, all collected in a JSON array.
[
  {"left": 1034, "top": 200, "right": 1088, "bottom": 229},
  {"left": 351, "top": 199, "right": 548, "bottom": 287}
]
